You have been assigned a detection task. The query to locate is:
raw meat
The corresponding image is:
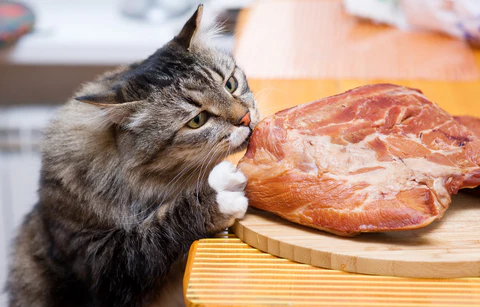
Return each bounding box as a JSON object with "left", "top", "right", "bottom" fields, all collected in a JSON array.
[
  {"left": 238, "top": 84, "right": 480, "bottom": 236},
  {"left": 454, "top": 115, "right": 480, "bottom": 197},
  {"left": 455, "top": 115, "right": 480, "bottom": 137}
]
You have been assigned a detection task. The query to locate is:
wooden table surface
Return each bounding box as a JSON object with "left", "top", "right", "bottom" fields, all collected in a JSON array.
[
  {"left": 184, "top": 1, "right": 480, "bottom": 306},
  {"left": 184, "top": 234, "right": 480, "bottom": 307}
]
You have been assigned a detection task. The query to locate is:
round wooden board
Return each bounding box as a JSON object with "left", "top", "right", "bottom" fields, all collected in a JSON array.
[{"left": 232, "top": 193, "right": 480, "bottom": 278}]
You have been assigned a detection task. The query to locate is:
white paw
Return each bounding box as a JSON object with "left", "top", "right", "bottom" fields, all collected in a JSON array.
[
  {"left": 208, "top": 161, "right": 247, "bottom": 192},
  {"left": 216, "top": 191, "right": 248, "bottom": 220},
  {"left": 208, "top": 161, "right": 248, "bottom": 222}
]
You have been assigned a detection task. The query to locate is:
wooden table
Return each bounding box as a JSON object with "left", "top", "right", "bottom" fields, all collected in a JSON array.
[
  {"left": 184, "top": 1, "right": 480, "bottom": 306},
  {"left": 184, "top": 234, "right": 480, "bottom": 307}
]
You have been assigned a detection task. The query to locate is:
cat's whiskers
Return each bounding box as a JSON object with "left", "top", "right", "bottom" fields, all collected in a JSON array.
[
  {"left": 158, "top": 156, "right": 208, "bottom": 205},
  {"left": 149, "top": 142, "right": 224, "bottom": 218},
  {"left": 123, "top": 152, "right": 221, "bottom": 222},
  {"left": 224, "top": 145, "right": 233, "bottom": 167},
  {"left": 256, "top": 106, "right": 282, "bottom": 115},
  {"left": 195, "top": 142, "right": 224, "bottom": 186},
  {"left": 153, "top": 159, "right": 202, "bottom": 203},
  {"left": 158, "top": 159, "right": 201, "bottom": 199},
  {"left": 195, "top": 155, "right": 222, "bottom": 202},
  {"left": 254, "top": 87, "right": 275, "bottom": 107},
  {"left": 195, "top": 141, "right": 225, "bottom": 202},
  {"left": 125, "top": 157, "right": 204, "bottom": 223}
]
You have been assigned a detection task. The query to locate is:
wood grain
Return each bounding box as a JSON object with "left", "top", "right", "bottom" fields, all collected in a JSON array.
[
  {"left": 184, "top": 236, "right": 480, "bottom": 307},
  {"left": 232, "top": 192, "right": 480, "bottom": 278}
]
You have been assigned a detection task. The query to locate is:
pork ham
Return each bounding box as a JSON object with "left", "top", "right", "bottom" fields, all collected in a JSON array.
[
  {"left": 454, "top": 115, "right": 480, "bottom": 197},
  {"left": 238, "top": 84, "right": 480, "bottom": 236},
  {"left": 455, "top": 115, "right": 480, "bottom": 137}
]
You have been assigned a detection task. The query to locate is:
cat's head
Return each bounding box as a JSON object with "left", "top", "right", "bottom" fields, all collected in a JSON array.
[{"left": 74, "top": 5, "right": 260, "bottom": 175}]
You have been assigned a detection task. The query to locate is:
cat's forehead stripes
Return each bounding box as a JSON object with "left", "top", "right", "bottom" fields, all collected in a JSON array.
[
  {"left": 183, "top": 96, "right": 203, "bottom": 108},
  {"left": 210, "top": 66, "right": 226, "bottom": 80},
  {"left": 196, "top": 66, "right": 219, "bottom": 84},
  {"left": 202, "top": 51, "right": 236, "bottom": 80}
]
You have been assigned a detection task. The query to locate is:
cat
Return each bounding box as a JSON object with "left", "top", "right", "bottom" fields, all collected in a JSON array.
[{"left": 6, "top": 5, "right": 260, "bottom": 307}]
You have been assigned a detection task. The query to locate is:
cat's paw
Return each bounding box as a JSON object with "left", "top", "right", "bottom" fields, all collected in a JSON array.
[
  {"left": 208, "top": 161, "right": 247, "bottom": 192},
  {"left": 208, "top": 161, "right": 248, "bottom": 222}
]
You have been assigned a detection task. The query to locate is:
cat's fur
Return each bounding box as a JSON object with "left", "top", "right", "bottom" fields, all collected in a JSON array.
[{"left": 6, "top": 5, "right": 260, "bottom": 307}]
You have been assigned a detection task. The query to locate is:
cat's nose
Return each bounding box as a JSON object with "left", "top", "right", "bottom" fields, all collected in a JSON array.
[{"left": 238, "top": 112, "right": 251, "bottom": 126}]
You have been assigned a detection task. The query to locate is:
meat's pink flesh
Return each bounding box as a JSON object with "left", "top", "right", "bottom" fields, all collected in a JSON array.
[
  {"left": 454, "top": 115, "right": 480, "bottom": 197},
  {"left": 238, "top": 84, "right": 480, "bottom": 236}
]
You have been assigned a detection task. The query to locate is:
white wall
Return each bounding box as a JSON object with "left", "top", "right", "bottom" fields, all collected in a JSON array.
[
  {"left": 0, "top": 154, "right": 42, "bottom": 306},
  {"left": 0, "top": 107, "right": 53, "bottom": 306},
  {"left": 0, "top": 155, "right": 38, "bottom": 303},
  {"left": 0, "top": 158, "right": 8, "bottom": 306}
]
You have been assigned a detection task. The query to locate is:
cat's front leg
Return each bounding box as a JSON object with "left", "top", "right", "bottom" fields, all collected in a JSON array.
[{"left": 207, "top": 161, "right": 249, "bottom": 229}]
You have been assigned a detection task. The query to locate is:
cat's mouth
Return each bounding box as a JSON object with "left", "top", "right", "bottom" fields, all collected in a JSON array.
[
  {"left": 236, "top": 129, "right": 253, "bottom": 151},
  {"left": 228, "top": 127, "right": 252, "bottom": 152}
]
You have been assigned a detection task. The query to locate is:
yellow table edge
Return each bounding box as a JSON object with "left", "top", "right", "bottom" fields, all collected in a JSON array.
[
  {"left": 183, "top": 241, "right": 199, "bottom": 306},
  {"left": 184, "top": 236, "right": 480, "bottom": 307}
]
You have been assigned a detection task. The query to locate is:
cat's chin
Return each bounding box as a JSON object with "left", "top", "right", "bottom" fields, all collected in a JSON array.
[
  {"left": 228, "top": 127, "right": 252, "bottom": 149},
  {"left": 233, "top": 138, "right": 250, "bottom": 152}
]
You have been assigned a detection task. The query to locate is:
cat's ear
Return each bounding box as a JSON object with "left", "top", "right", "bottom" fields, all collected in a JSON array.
[
  {"left": 175, "top": 4, "right": 203, "bottom": 50},
  {"left": 75, "top": 79, "right": 140, "bottom": 106},
  {"left": 75, "top": 90, "right": 121, "bottom": 106},
  {"left": 75, "top": 89, "right": 139, "bottom": 125}
]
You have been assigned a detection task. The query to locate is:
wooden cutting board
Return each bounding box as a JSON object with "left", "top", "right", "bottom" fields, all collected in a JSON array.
[{"left": 232, "top": 192, "right": 480, "bottom": 278}]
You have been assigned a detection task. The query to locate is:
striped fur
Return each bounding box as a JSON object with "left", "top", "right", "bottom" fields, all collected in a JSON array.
[{"left": 6, "top": 5, "right": 259, "bottom": 307}]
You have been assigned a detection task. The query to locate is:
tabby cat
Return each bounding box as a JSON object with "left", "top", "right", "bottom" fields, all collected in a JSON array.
[{"left": 6, "top": 5, "right": 259, "bottom": 307}]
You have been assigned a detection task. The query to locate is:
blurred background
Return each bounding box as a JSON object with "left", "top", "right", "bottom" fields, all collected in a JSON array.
[
  {"left": 0, "top": 0, "right": 250, "bottom": 304},
  {"left": 1, "top": 0, "right": 479, "bottom": 305}
]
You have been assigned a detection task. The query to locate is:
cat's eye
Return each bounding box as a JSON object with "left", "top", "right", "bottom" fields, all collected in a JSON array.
[
  {"left": 186, "top": 112, "right": 209, "bottom": 129},
  {"left": 225, "top": 76, "right": 238, "bottom": 94}
]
